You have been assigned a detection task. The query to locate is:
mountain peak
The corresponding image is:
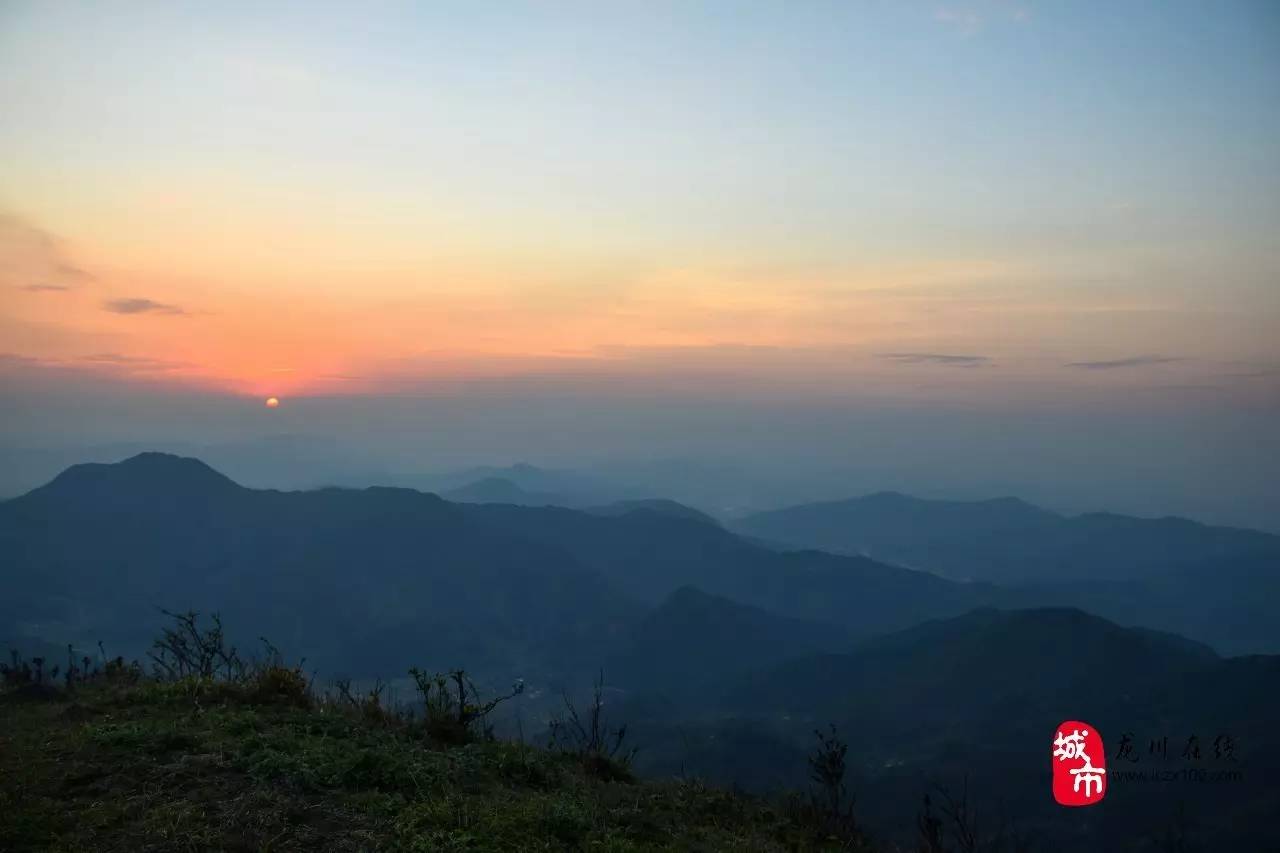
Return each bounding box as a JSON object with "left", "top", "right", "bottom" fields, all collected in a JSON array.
[
  {"left": 33, "top": 452, "right": 241, "bottom": 503},
  {"left": 443, "top": 476, "right": 564, "bottom": 506}
]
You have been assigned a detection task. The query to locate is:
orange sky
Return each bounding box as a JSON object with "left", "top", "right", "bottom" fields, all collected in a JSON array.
[{"left": 1, "top": 2, "right": 1277, "bottom": 407}]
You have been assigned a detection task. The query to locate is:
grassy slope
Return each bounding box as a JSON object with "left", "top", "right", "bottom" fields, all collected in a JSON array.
[{"left": 0, "top": 680, "right": 865, "bottom": 852}]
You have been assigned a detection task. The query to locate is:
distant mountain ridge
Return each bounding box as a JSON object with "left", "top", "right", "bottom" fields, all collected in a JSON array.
[
  {"left": 605, "top": 585, "right": 855, "bottom": 702},
  {"left": 733, "top": 490, "right": 1278, "bottom": 582},
  {"left": 726, "top": 606, "right": 1219, "bottom": 724},
  {"left": 443, "top": 476, "right": 567, "bottom": 506},
  {"left": 0, "top": 453, "right": 993, "bottom": 679},
  {"left": 0, "top": 454, "right": 636, "bottom": 678},
  {"left": 412, "top": 462, "right": 630, "bottom": 508},
  {"left": 584, "top": 498, "right": 720, "bottom": 527},
  {"left": 453, "top": 500, "right": 996, "bottom": 632},
  {"left": 4, "top": 452, "right": 1278, "bottom": 671},
  {"left": 733, "top": 491, "right": 1280, "bottom": 654}
]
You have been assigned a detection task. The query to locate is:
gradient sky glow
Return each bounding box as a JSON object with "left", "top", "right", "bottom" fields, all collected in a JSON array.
[{"left": 2, "top": 2, "right": 1279, "bottom": 526}]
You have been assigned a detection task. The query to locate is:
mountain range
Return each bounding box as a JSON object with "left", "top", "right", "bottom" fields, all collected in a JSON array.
[
  {"left": 2, "top": 452, "right": 1278, "bottom": 849},
  {"left": 734, "top": 491, "right": 1280, "bottom": 654},
  {"left": 709, "top": 607, "right": 1278, "bottom": 851},
  {"left": 734, "top": 490, "right": 1279, "bottom": 582},
  {"left": 0, "top": 454, "right": 984, "bottom": 681}
]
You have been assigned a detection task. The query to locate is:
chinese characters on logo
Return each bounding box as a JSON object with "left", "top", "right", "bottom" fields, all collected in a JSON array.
[
  {"left": 1052, "top": 720, "right": 1107, "bottom": 806},
  {"left": 1114, "top": 731, "right": 1237, "bottom": 764}
]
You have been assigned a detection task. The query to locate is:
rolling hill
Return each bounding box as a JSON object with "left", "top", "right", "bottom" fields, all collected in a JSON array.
[
  {"left": 711, "top": 607, "right": 1279, "bottom": 851},
  {"left": 733, "top": 491, "right": 1280, "bottom": 653},
  {"left": 0, "top": 453, "right": 639, "bottom": 679},
  {"left": 733, "top": 491, "right": 1279, "bottom": 583},
  {"left": 0, "top": 453, "right": 993, "bottom": 682},
  {"left": 604, "top": 585, "right": 857, "bottom": 703}
]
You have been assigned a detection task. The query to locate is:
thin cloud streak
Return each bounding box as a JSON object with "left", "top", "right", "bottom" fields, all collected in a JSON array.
[
  {"left": 879, "top": 352, "right": 991, "bottom": 367},
  {"left": 103, "top": 298, "right": 187, "bottom": 316},
  {"left": 1065, "top": 356, "right": 1183, "bottom": 370},
  {"left": 0, "top": 214, "right": 94, "bottom": 291},
  {"left": 79, "top": 353, "right": 191, "bottom": 371}
]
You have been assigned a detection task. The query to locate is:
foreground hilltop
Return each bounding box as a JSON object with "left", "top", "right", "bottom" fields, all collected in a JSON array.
[{"left": 0, "top": 657, "right": 871, "bottom": 852}]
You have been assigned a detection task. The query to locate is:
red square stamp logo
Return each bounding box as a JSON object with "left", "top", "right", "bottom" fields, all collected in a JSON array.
[{"left": 1052, "top": 720, "right": 1107, "bottom": 806}]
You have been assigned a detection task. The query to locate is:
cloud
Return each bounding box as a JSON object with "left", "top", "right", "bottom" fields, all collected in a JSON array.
[
  {"left": 879, "top": 352, "right": 991, "bottom": 367},
  {"left": 1065, "top": 356, "right": 1183, "bottom": 370},
  {"left": 103, "top": 297, "right": 187, "bottom": 316},
  {"left": 0, "top": 214, "right": 94, "bottom": 290},
  {"left": 78, "top": 353, "right": 190, "bottom": 372},
  {"left": 1141, "top": 384, "right": 1222, "bottom": 393},
  {"left": 1, "top": 352, "right": 189, "bottom": 373},
  {"left": 0, "top": 352, "right": 46, "bottom": 368},
  {"left": 55, "top": 262, "right": 92, "bottom": 282},
  {"left": 0, "top": 351, "right": 214, "bottom": 397}
]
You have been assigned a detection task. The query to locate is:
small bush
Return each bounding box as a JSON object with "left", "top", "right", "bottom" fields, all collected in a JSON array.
[
  {"left": 785, "top": 724, "right": 865, "bottom": 849},
  {"left": 247, "top": 663, "right": 311, "bottom": 708},
  {"left": 139, "top": 611, "right": 311, "bottom": 710},
  {"left": 149, "top": 610, "right": 244, "bottom": 681},
  {"left": 547, "top": 670, "right": 636, "bottom": 782},
  {"left": 2, "top": 644, "right": 142, "bottom": 698},
  {"left": 330, "top": 677, "right": 401, "bottom": 726},
  {"left": 409, "top": 667, "right": 523, "bottom": 745}
]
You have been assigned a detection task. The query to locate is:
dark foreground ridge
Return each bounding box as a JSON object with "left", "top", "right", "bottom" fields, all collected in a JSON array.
[
  {"left": 1, "top": 685, "right": 836, "bottom": 851},
  {"left": 0, "top": 625, "right": 877, "bottom": 853}
]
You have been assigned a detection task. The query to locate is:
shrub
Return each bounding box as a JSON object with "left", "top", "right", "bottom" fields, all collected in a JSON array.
[
  {"left": 247, "top": 663, "right": 311, "bottom": 708},
  {"left": 547, "top": 670, "right": 636, "bottom": 782},
  {"left": 148, "top": 609, "right": 244, "bottom": 681},
  {"left": 2, "top": 643, "right": 141, "bottom": 697},
  {"left": 409, "top": 667, "right": 523, "bottom": 745},
  {"left": 331, "top": 677, "right": 400, "bottom": 726},
  {"left": 783, "top": 724, "right": 864, "bottom": 848},
  {"left": 1, "top": 649, "right": 35, "bottom": 687},
  {"left": 913, "top": 779, "right": 1032, "bottom": 853}
]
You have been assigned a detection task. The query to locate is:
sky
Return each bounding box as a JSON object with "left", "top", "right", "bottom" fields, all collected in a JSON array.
[{"left": 1, "top": 1, "right": 1278, "bottom": 527}]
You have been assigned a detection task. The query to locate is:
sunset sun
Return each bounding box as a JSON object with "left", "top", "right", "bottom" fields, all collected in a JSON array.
[{"left": 265, "top": 397, "right": 280, "bottom": 409}]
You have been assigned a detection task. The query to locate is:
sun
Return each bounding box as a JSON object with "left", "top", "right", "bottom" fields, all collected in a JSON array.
[{"left": 265, "top": 397, "right": 280, "bottom": 408}]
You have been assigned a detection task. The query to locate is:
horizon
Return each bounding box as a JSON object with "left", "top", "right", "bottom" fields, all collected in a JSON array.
[{"left": 8, "top": 447, "right": 1279, "bottom": 538}]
